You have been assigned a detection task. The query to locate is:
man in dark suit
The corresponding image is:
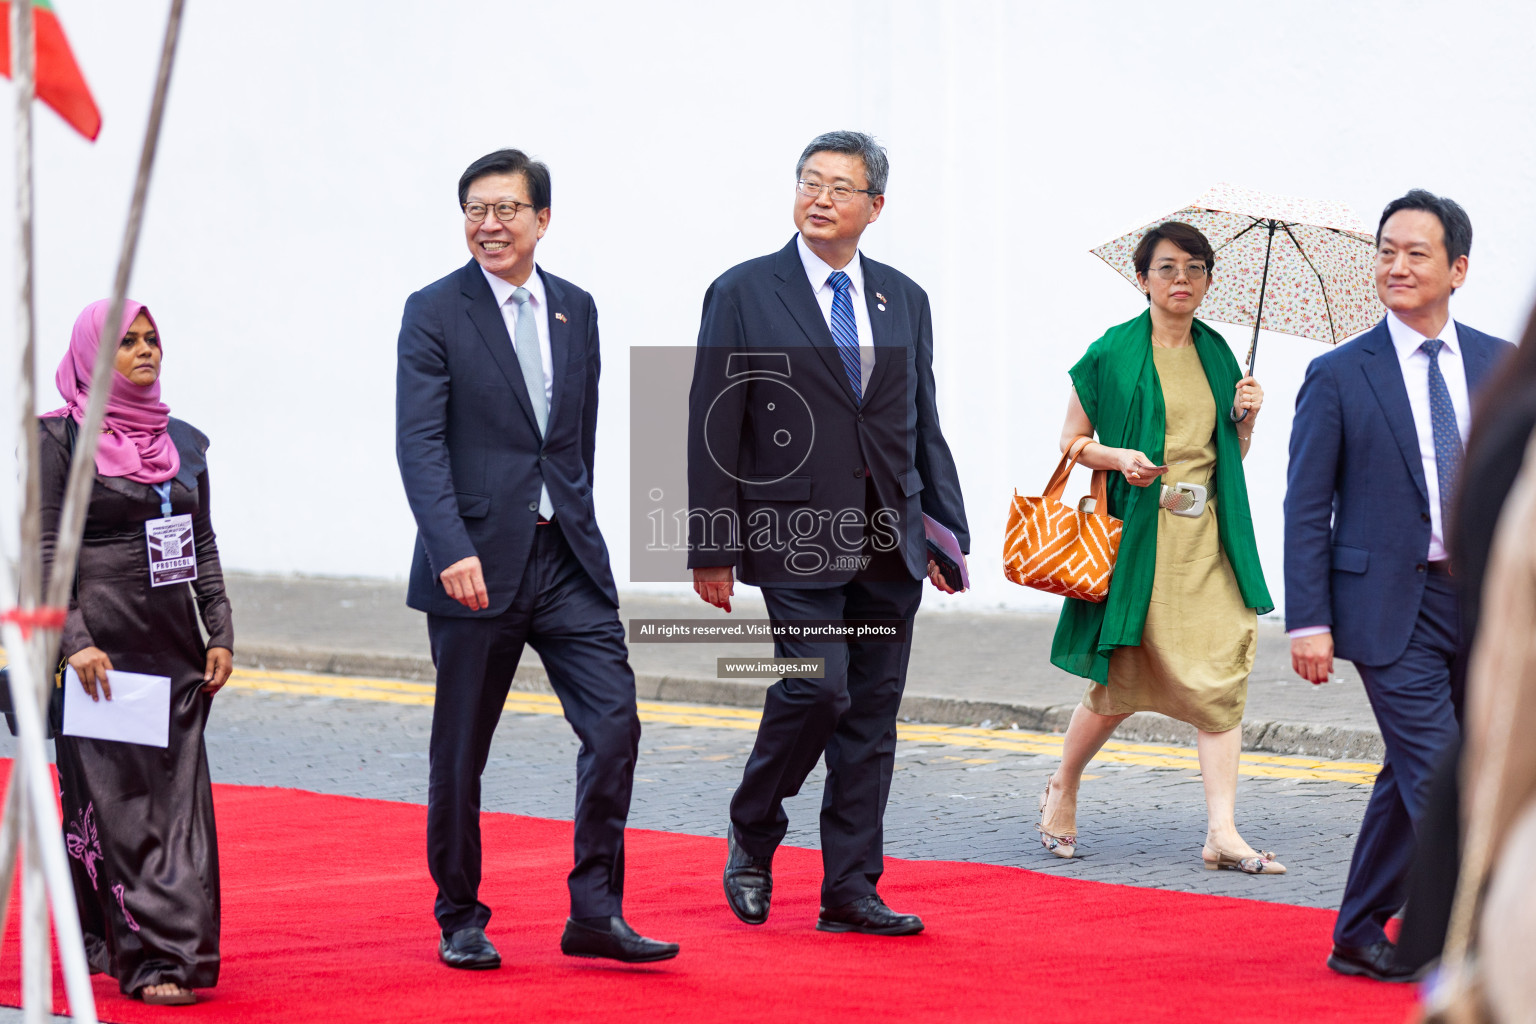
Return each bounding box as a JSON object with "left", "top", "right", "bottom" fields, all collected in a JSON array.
[
  {"left": 688, "top": 131, "right": 968, "bottom": 935},
  {"left": 396, "top": 149, "right": 677, "bottom": 969},
  {"left": 1285, "top": 189, "right": 1512, "bottom": 982}
]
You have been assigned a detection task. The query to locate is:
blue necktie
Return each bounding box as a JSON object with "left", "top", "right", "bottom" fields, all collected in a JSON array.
[
  {"left": 1421, "top": 338, "right": 1463, "bottom": 529},
  {"left": 826, "top": 270, "right": 862, "bottom": 401}
]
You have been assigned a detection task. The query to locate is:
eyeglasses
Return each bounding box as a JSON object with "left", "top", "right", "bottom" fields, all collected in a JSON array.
[
  {"left": 796, "top": 180, "right": 881, "bottom": 203},
  {"left": 462, "top": 200, "right": 534, "bottom": 223},
  {"left": 1149, "top": 263, "right": 1209, "bottom": 281}
]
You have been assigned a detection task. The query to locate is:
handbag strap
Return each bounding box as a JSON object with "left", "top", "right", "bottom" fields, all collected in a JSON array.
[
  {"left": 1042, "top": 435, "right": 1095, "bottom": 502},
  {"left": 1089, "top": 464, "right": 1111, "bottom": 515}
]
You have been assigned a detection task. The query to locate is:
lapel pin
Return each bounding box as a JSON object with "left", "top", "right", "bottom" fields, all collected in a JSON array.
[
  {"left": 555, "top": 312, "right": 568, "bottom": 323},
  {"left": 877, "top": 304, "right": 886, "bottom": 312},
  {"left": 876, "top": 292, "right": 887, "bottom": 303}
]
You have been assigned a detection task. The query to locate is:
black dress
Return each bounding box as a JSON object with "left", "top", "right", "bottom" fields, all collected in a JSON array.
[{"left": 37, "top": 415, "right": 234, "bottom": 994}]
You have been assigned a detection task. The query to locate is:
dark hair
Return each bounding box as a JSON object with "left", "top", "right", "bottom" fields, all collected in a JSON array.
[
  {"left": 457, "top": 149, "right": 551, "bottom": 211},
  {"left": 1376, "top": 188, "right": 1472, "bottom": 265},
  {"left": 795, "top": 131, "right": 889, "bottom": 195},
  {"left": 1132, "top": 221, "right": 1216, "bottom": 302}
]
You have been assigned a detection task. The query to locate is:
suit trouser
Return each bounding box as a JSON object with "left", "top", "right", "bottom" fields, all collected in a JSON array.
[
  {"left": 1335, "top": 572, "right": 1461, "bottom": 948},
  {"left": 426, "top": 523, "right": 640, "bottom": 932},
  {"left": 730, "top": 554, "right": 923, "bottom": 908}
]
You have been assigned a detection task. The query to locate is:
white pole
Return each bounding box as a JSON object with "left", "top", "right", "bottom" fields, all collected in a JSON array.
[
  {"left": 8, "top": 1, "right": 52, "bottom": 1017},
  {"left": 11, "top": 0, "right": 39, "bottom": 611},
  {"left": 20, "top": 823, "right": 45, "bottom": 1023}
]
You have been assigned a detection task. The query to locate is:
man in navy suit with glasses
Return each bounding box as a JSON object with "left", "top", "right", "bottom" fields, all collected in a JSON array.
[
  {"left": 396, "top": 149, "right": 677, "bottom": 970},
  {"left": 688, "top": 131, "right": 969, "bottom": 937}
]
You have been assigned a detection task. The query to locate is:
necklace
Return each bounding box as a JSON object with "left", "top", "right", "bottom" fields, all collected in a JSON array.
[{"left": 1151, "top": 330, "right": 1192, "bottom": 349}]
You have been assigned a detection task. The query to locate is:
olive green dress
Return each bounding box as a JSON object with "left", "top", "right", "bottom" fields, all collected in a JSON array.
[{"left": 1082, "top": 344, "right": 1256, "bottom": 733}]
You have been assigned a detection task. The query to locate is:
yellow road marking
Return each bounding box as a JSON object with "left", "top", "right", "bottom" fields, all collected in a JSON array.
[{"left": 226, "top": 667, "right": 1380, "bottom": 786}]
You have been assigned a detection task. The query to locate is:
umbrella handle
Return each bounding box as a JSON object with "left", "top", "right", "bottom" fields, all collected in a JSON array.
[{"left": 1229, "top": 320, "right": 1260, "bottom": 423}]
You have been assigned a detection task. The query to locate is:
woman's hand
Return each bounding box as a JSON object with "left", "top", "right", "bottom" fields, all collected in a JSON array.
[
  {"left": 68, "top": 647, "right": 114, "bottom": 701},
  {"left": 202, "top": 647, "right": 233, "bottom": 695},
  {"left": 1114, "top": 449, "right": 1166, "bottom": 487},
  {"left": 1233, "top": 376, "right": 1264, "bottom": 420}
]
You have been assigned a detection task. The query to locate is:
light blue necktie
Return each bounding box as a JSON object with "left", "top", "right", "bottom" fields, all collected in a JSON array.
[
  {"left": 826, "top": 270, "right": 862, "bottom": 402},
  {"left": 510, "top": 287, "right": 553, "bottom": 518},
  {"left": 1421, "top": 338, "right": 1463, "bottom": 529}
]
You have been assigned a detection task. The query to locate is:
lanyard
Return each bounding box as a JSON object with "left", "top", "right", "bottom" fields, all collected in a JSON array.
[{"left": 152, "top": 483, "right": 173, "bottom": 518}]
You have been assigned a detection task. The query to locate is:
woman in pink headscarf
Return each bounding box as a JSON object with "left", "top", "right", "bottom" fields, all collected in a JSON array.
[{"left": 39, "top": 299, "right": 233, "bottom": 1007}]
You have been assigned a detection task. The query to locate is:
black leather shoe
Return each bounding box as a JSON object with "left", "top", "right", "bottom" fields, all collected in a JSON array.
[
  {"left": 723, "top": 825, "right": 773, "bottom": 925},
  {"left": 560, "top": 917, "right": 679, "bottom": 963},
  {"left": 438, "top": 926, "right": 501, "bottom": 970},
  {"left": 816, "top": 894, "right": 924, "bottom": 936},
  {"left": 1327, "top": 940, "right": 1421, "bottom": 983}
]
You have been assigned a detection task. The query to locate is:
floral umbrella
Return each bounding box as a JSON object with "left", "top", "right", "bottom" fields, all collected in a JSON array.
[{"left": 1091, "top": 182, "right": 1380, "bottom": 382}]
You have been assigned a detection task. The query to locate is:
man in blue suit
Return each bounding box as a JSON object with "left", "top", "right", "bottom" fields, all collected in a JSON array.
[
  {"left": 1285, "top": 190, "right": 1511, "bottom": 982},
  {"left": 688, "top": 131, "right": 968, "bottom": 936},
  {"left": 396, "top": 149, "right": 676, "bottom": 969}
]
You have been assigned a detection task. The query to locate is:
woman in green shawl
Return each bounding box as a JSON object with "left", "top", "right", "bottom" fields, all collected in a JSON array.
[{"left": 1037, "top": 221, "right": 1284, "bottom": 875}]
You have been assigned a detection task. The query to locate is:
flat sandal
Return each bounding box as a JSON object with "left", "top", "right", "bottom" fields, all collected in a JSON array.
[
  {"left": 138, "top": 985, "right": 197, "bottom": 1006},
  {"left": 1202, "top": 845, "right": 1286, "bottom": 875}
]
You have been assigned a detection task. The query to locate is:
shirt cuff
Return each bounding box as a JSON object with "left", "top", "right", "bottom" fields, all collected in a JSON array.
[{"left": 1286, "top": 625, "right": 1331, "bottom": 639}]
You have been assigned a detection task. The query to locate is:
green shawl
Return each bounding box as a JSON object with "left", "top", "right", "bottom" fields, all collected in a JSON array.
[{"left": 1050, "top": 310, "right": 1273, "bottom": 684}]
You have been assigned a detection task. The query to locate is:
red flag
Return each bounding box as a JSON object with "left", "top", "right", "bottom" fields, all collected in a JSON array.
[{"left": 0, "top": 1, "right": 101, "bottom": 140}]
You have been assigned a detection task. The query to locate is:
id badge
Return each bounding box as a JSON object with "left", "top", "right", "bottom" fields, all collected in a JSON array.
[{"left": 145, "top": 515, "right": 198, "bottom": 587}]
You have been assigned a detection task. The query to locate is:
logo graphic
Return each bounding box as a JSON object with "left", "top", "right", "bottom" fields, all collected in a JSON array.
[
  {"left": 65, "top": 802, "right": 103, "bottom": 890},
  {"left": 704, "top": 352, "right": 815, "bottom": 485}
]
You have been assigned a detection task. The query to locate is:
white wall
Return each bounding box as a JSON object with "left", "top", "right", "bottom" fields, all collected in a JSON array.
[{"left": 2, "top": 0, "right": 1533, "bottom": 614}]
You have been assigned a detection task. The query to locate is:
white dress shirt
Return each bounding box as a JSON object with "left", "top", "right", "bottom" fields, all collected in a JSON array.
[
  {"left": 481, "top": 264, "right": 555, "bottom": 517},
  {"left": 1288, "top": 310, "right": 1471, "bottom": 639},
  {"left": 797, "top": 233, "right": 875, "bottom": 395},
  {"left": 480, "top": 264, "right": 554, "bottom": 409},
  {"left": 1387, "top": 309, "right": 1470, "bottom": 562}
]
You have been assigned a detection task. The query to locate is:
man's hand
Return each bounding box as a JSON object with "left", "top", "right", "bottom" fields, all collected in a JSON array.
[
  {"left": 202, "top": 647, "right": 233, "bottom": 694},
  {"left": 927, "top": 556, "right": 967, "bottom": 594},
  {"left": 67, "top": 647, "right": 113, "bottom": 701},
  {"left": 1291, "top": 631, "right": 1334, "bottom": 684},
  {"left": 441, "top": 556, "right": 489, "bottom": 611},
  {"left": 693, "top": 565, "right": 735, "bottom": 613}
]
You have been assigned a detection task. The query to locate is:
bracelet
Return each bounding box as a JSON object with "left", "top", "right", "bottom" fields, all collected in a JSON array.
[{"left": 1238, "top": 429, "right": 1255, "bottom": 440}]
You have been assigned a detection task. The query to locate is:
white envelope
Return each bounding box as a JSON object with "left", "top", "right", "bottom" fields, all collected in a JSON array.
[{"left": 62, "top": 666, "right": 171, "bottom": 748}]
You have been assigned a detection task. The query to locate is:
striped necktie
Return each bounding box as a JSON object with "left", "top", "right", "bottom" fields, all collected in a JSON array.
[
  {"left": 1420, "top": 338, "right": 1463, "bottom": 529},
  {"left": 826, "top": 270, "right": 862, "bottom": 401}
]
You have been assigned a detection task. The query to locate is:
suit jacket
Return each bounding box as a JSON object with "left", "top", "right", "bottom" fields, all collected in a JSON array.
[
  {"left": 686, "top": 236, "right": 968, "bottom": 588},
  {"left": 396, "top": 259, "right": 617, "bottom": 617},
  {"left": 1284, "top": 317, "right": 1511, "bottom": 666}
]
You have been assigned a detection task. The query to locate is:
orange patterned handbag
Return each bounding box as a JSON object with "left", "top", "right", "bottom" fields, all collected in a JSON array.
[{"left": 1003, "top": 436, "right": 1123, "bottom": 603}]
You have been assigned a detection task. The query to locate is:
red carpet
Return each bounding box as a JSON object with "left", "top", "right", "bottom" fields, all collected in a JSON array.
[{"left": 0, "top": 764, "right": 1417, "bottom": 1023}]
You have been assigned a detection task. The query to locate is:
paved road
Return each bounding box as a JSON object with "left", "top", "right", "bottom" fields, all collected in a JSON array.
[
  {"left": 3, "top": 672, "right": 1371, "bottom": 910},
  {"left": 228, "top": 573, "right": 1385, "bottom": 759}
]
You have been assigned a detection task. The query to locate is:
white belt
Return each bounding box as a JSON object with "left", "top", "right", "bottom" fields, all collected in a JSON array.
[{"left": 1159, "top": 482, "right": 1208, "bottom": 518}]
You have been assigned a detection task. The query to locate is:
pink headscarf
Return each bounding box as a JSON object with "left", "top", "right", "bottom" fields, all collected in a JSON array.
[{"left": 45, "top": 299, "right": 180, "bottom": 484}]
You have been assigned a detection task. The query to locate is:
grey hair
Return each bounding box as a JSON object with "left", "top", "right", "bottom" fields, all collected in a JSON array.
[{"left": 795, "top": 131, "right": 889, "bottom": 195}]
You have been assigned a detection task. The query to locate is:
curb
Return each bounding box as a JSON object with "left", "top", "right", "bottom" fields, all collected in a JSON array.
[{"left": 235, "top": 645, "right": 1385, "bottom": 764}]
